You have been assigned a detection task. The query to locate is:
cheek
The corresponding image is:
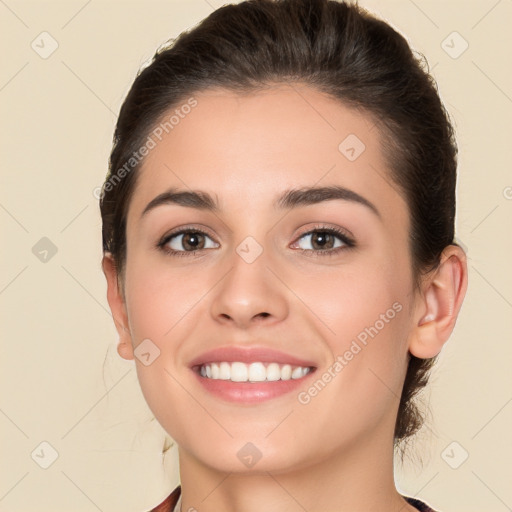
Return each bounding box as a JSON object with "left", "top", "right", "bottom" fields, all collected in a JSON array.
[
  {"left": 294, "top": 295, "right": 410, "bottom": 450},
  {"left": 293, "top": 252, "right": 408, "bottom": 346},
  {"left": 122, "top": 256, "right": 204, "bottom": 440},
  {"left": 122, "top": 253, "right": 217, "bottom": 412},
  {"left": 292, "top": 254, "right": 411, "bottom": 413},
  {"left": 124, "top": 253, "right": 207, "bottom": 342}
]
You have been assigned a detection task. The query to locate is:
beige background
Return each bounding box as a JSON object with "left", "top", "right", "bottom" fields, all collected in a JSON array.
[{"left": 1, "top": 0, "right": 511, "bottom": 511}]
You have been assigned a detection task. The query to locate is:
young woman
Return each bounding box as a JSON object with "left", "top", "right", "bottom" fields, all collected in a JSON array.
[{"left": 99, "top": 1, "right": 468, "bottom": 511}]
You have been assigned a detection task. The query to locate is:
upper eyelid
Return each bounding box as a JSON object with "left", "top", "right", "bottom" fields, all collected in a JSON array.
[
  {"left": 296, "top": 225, "right": 353, "bottom": 239},
  {"left": 159, "top": 225, "right": 217, "bottom": 244}
]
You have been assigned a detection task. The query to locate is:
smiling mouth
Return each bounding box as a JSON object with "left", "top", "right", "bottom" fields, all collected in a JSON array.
[{"left": 193, "top": 361, "right": 315, "bottom": 382}]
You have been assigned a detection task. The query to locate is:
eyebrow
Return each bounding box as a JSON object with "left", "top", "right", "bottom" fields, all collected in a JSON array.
[{"left": 141, "top": 185, "right": 380, "bottom": 218}]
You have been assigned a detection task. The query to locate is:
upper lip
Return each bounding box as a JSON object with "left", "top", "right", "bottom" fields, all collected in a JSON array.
[{"left": 189, "top": 346, "right": 317, "bottom": 368}]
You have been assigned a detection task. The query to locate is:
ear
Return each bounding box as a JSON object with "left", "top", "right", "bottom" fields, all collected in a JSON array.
[
  {"left": 408, "top": 244, "right": 468, "bottom": 359},
  {"left": 102, "top": 253, "right": 134, "bottom": 361}
]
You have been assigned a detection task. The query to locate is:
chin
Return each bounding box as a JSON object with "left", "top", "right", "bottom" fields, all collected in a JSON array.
[{"left": 183, "top": 436, "right": 310, "bottom": 474}]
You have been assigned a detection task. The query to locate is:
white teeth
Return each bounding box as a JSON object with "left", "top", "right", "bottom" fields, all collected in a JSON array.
[
  {"left": 230, "top": 362, "right": 248, "bottom": 382},
  {"left": 219, "top": 362, "right": 231, "bottom": 380},
  {"left": 281, "top": 364, "right": 292, "bottom": 380},
  {"left": 198, "top": 361, "right": 312, "bottom": 382},
  {"left": 248, "top": 362, "right": 267, "bottom": 382},
  {"left": 291, "top": 366, "right": 305, "bottom": 379},
  {"left": 266, "top": 363, "right": 281, "bottom": 381}
]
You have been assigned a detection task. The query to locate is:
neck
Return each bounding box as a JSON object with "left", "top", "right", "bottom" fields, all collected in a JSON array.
[{"left": 176, "top": 424, "right": 415, "bottom": 512}]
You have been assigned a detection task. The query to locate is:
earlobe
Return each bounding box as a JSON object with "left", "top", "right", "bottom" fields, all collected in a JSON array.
[
  {"left": 116, "top": 340, "right": 134, "bottom": 361},
  {"left": 408, "top": 245, "right": 468, "bottom": 359},
  {"left": 101, "top": 253, "right": 135, "bottom": 361}
]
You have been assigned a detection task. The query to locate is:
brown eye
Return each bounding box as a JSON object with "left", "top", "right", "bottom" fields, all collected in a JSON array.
[
  {"left": 296, "top": 230, "right": 347, "bottom": 251},
  {"left": 182, "top": 232, "right": 205, "bottom": 250},
  {"left": 164, "top": 230, "right": 218, "bottom": 252}
]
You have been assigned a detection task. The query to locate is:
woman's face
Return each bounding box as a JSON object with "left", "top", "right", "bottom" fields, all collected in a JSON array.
[{"left": 112, "top": 84, "right": 422, "bottom": 473}]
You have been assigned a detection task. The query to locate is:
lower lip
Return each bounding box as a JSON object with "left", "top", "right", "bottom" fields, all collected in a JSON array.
[{"left": 192, "top": 368, "right": 316, "bottom": 404}]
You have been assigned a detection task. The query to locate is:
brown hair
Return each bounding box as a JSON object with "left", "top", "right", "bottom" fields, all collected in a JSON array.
[{"left": 100, "top": 0, "right": 459, "bottom": 451}]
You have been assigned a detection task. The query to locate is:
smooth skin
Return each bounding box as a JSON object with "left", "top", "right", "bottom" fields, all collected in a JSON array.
[{"left": 103, "top": 84, "right": 467, "bottom": 512}]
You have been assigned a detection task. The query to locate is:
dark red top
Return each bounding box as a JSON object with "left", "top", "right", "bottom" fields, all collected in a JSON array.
[{"left": 147, "top": 486, "right": 438, "bottom": 512}]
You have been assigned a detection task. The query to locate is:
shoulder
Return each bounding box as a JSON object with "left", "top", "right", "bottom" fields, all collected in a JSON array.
[
  {"left": 403, "top": 495, "right": 440, "bottom": 512},
  {"left": 146, "top": 485, "right": 181, "bottom": 512}
]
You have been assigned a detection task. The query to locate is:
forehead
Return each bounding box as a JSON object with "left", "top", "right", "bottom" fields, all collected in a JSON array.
[{"left": 127, "top": 84, "right": 406, "bottom": 222}]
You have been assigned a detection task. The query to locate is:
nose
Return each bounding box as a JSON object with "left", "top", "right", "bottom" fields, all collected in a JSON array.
[{"left": 209, "top": 245, "right": 289, "bottom": 329}]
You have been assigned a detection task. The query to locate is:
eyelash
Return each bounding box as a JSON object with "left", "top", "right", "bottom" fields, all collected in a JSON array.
[
  {"left": 157, "top": 224, "right": 356, "bottom": 258},
  {"left": 294, "top": 225, "right": 355, "bottom": 257}
]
